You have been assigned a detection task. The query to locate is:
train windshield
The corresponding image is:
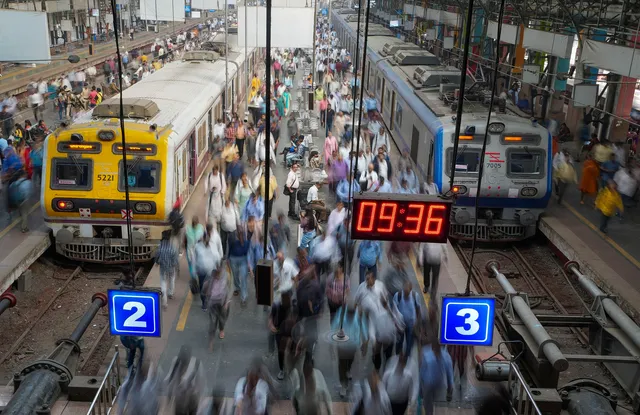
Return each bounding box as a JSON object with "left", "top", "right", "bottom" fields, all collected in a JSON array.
[
  {"left": 118, "top": 160, "right": 161, "bottom": 193},
  {"left": 51, "top": 159, "right": 92, "bottom": 190},
  {"left": 507, "top": 150, "right": 545, "bottom": 178},
  {"left": 446, "top": 148, "right": 481, "bottom": 176}
]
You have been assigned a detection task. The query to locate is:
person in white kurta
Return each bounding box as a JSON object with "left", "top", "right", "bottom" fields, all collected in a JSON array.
[{"left": 205, "top": 165, "right": 227, "bottom": 227}]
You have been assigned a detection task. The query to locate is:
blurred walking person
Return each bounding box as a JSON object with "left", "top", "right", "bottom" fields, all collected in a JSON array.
[
  {"left": 350, "top": 371, "right": 391, "bottom": 415},
  {"left": 365, "top": 296, "right": 404, "bottom": 372},
  {"left": 156, "top": 230, "right": 179, "bottom": 309},
  {"left": 186, "top": 217, "right": 205, "bottom": 279},
  {"left": 382, "top": 353, "right": 418, "bottom": 415},
  {"left": 291, "top": 358, "right": 333, "bottom": 415},
  {"left": 417, "top": 242, "right": 447, "bottom": 300},
  {"left": 234, "top": 360, "right": 272, "bottom": 415},
  {"left": 393, "top": 281, "right": 421, "bottom": 356},
  {"left": 419, "top": 337, "right": 454, "bottom": 415},
  {"left": 204, "top": 267, "right": 231, "bottom": 352},
  {"left": 206, "top": 165, "right": 227, "bottom": 228},
  {"left": 595, "top": 180, "right": 624, "bottom": 233},
  {"left": 579, "top": 154, "right": 599, "bottom": 205},
  {"left": 195, "top": 226, "right": 223, "bottom": 311},
  {"left": 325, "top": 262, "right": 349, "bottom": 322},
  {"left": 331, "top": 302, "right": 362, "bottom": 398},
  {"left": 268, "top": 290, "right": 295, "bottom": 380}
]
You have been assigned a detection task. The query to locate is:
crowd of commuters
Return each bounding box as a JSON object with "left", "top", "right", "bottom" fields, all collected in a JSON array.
[{"left": 107, "top": 12, "right": 514, "bottom": 415}]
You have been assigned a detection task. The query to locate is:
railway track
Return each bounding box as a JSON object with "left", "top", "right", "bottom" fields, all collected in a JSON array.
[
  {"left": 453, "top": 241, "right": 626, "bottom": 399},
  {"left": 0, "top": 259, "right": 151, "bottom": 381}
]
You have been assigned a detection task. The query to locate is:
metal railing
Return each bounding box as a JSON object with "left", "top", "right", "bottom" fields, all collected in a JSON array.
[
  {"left": 86, "top": 345, "right": 123, "bottom": 415},
  {"left": 507, "top": 362, "right": 543, "bottom": 415}
]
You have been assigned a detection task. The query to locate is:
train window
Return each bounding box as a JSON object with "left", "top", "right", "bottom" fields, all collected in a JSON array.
[
  {"left": 445, "top": 147, "right": 481, "bottom": 176},
  {"left": 51, "top": 158, "right": 93, "bottom": 190},
  {"left": 506, "top": 149, "right": 545, "bottom": 178},
  {"left": 385, "top": 88, "right": 391, "bottom": 109},
  {"left": 395, "top": 100, "right": 403, "bottom": 128},
  {"left": 118, "top": 160, "right": 161, "bottom": 193}
]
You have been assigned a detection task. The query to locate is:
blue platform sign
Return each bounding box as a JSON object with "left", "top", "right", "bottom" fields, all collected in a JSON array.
[
  {"left": 321, "top": 8, "right": 328, "bottom": 15},
  {"left": 185, "top": 5, "right": 191, "bottom": 12},
  {"left": 440, "top": 296, "right": 495, "bottom": 346},
  {"left": 108, "top": 289, "right": 162, "bottom": 337}
]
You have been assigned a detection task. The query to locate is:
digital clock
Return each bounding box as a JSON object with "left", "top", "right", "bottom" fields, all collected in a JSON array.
[{"left": 350, "top": 194, "right": 452, "bottom": 243}]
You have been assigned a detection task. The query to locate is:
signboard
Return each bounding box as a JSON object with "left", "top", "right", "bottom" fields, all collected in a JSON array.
[
  {"left": 440, "top": 295, "right": 495, "bottom": 346},
  {"left": 185, "top": 4, "right": 191, "bottom": 12},
  {"left": 108, "top": 289, "right": 162, "bottom": 337},
  {"left": 350, "top": 194, "right": 451, "bottom": 243},
  {"left": 321, "top": 8, "right": 327, "bottom": 15}
]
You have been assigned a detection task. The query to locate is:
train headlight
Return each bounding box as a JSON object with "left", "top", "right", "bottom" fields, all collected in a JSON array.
[
  {"left": 56, "top": 200, "right": 74, "bottom": 210},
  {"left": 520, "top": 187, "right": 538, "bottom": 197},
  {"left": 134, "top": 202, "right": 153, "bottom": 213},
  {"left": 452, "top": 185, "right": 467, "bottom": 195},
  {"left": 488, "top": 122, "right": 505, "bottom": 134}
]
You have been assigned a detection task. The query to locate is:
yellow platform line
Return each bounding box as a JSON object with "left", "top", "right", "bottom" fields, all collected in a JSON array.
[
  {"left": 562, "top": 201, "right": 640, "bottom": 270},
  {"left": 176, "top": 291, "right": 193, "bottom": 332},
  {"left": 0, "top": 202, "right": 41, "bottom": 239}
]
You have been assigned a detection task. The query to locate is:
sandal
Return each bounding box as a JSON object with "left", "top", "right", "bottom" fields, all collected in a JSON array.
[{"left": 219, "top": 332, "right": 225, "bottom": 339}]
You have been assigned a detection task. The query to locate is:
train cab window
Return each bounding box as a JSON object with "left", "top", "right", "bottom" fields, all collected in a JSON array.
[
  {"left": 506, "top": 149, "right": 545, "bottom": 178},
  {"left": 445, "top": 147, "right": 481, "bottom": 176},
  {"left": 51, "top": 159, "right": 92, "bottom": 190},
  {"left": 118, "top": 160, "right": 161, "bottom": 193}
]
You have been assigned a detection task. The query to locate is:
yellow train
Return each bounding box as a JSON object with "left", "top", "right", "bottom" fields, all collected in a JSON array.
[{"left": 42, "top": 39, "right": 260, "bottom": 263}]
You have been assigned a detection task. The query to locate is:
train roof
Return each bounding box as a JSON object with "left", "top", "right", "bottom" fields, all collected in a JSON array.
[
  {"left": 333, "top": 9, "right": 532, "bottom": 123},
  {"left": 74, "top": 34, "right": 250, "bottom": 141}
]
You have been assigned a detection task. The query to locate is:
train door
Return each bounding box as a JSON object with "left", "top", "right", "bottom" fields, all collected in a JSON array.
[
  {"left": 189, "top": 132, "right": 196, "bottom": 186},
  {"left": 208, "top": 109, "right": 213, "bottom": 153},
  {"left": 411, "top": 125, "right": 420, "bottom": 163},
  {"left": 390, "top": 91, "right": 396, "bottom": 130},
  {"left": 427, "top": 139, "right": 434, "bottom": 178},
  {"left": 380, "top": 78, "right": 386, "bottom": 109}
]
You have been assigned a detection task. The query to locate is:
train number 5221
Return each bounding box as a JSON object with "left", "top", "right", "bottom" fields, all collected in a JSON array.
[{"left": 97, "top": 174, "right": 115, "bottom": 181}]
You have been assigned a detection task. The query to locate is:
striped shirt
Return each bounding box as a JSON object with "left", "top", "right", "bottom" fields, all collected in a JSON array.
[
  {"left": 325, "top": 274, "right": 350, "bottom": 305},
  {"left": 155, "top": 240, "right": 178, "bottom": 274}
]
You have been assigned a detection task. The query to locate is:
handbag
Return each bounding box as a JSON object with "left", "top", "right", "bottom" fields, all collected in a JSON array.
[{"left": 283, "top": 186, "right": 292, "bottom": 196}]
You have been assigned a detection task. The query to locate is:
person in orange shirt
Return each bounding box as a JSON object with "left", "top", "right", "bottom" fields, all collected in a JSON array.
[{"left": 579, "top": 154, "right": 599, "bottom": 205}]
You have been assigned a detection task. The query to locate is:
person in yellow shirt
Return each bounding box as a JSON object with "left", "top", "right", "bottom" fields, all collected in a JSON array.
[
  {"left": 141, "top": 54, "right": 148, "bottom": 64},
  {"left": 595, "top": 180, "right": 623, "bottom": 234},
  {"left": 221, "top": 140, "right": 239, "bottom": 173},
  {"left": 259, "top": 171, "right": 278, "bottom": 218},
  {"left": 152, "top": 60, "right": 162, "bottom": 71},
  {"left": 251, "top": 74, "right": 261, "bottom": 92}
]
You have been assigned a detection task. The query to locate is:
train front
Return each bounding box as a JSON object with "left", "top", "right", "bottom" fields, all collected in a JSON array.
[
  {"left": 41, "top": 120, "right": 169, "bottom": 263},
  {"left": 439, "top": 116, "right": 552, "bottom": 241}
]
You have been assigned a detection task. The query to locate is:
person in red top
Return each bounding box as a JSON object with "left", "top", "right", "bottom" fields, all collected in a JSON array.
[{"left": 88, "top": 86, "right": 98, "bottom": 108}]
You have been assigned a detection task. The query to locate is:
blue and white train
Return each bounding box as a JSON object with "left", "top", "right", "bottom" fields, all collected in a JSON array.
[{"left": 331, "top": 10, "right": 552, "bottom": 241}]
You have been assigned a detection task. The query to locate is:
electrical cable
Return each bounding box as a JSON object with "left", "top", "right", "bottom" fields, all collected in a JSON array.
[
  {"left": 464, "top": 0, "right": 505, "bottom": 295},
  {"left": 463, "top": 0, "right": 507, "bottom": 296},
  {"left": 110, "top": 0, "right": 137, "bottom": 286},
  {"left": 447, "top": 0, "right": 475, "bottom": 193},
  {"left": 339, "top": 0, "right": 370, "bottom": 332}
]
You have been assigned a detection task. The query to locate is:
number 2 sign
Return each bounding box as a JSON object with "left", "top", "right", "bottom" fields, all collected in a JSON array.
[
  {"left": 108, "top": 289, "right": 162, "bottom": 337},
  {"left": 439, "top": 296, "right": 495, "bottom": 346}
]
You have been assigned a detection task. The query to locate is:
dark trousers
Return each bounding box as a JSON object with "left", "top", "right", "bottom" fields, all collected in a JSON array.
[
  {"left": 390, "top": 400, "right": 409, "bottom": 415},
  {"left": 288, "top": 190, "right": 298, "bottom": 216},
  {"left": 267, "top": 197, "right": 274, "bottom": 218},
  {"left": 327, "top": 299, "right": 341, "bottom": 323},
  {"left": 220, "top": 229, "right": 231, "bottom": 257},
  {"left": 372, "top": 341, "right": 394, "bottom": 371},
  {"left": 236, "top": 138, "right": 245, "bottom": 159},
  {"left": 396, "top": 325, "right": 414, "bottom": 356},
  {"left": 556, "top": 180, "right": 568, "bottom": 203},
  {"left": 600, "top": 213, "right": 611, "bottom": 232},
  {"left": 208, "top": 303, "right": 227, "bottom": 338},
  {"left": 275, "top": 334, "right": 290, "bottom": 370},
  {"left": 197, "top": 270, "right": 209, "bottom": 307},
  {"left": 120, "top": 336, "right": 145, "bottom": 368},
  {"left": 359, "top": 263, "right": 377, "bottom": 284},
  {"left": 423, "top": 263, "right": 441, "bottom": 299}
]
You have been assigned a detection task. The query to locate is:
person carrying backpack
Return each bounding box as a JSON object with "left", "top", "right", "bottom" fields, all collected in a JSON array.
[
  {"left": 419, "top": 319, "right": 454, "bottom": 415},
  {"left": 393, "top": 281, "right": 422, "bottom": 356},
  {"left": 203, "top": 266, "right": 230, "bottom": 351}
]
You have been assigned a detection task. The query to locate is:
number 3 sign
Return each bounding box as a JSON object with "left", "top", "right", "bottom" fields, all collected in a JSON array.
[
  {"left": 439, "top": 296, "right": 495, "bottom": 346},
  {"left": 108, "top": 289, "right": 162, "bottom": 337}
]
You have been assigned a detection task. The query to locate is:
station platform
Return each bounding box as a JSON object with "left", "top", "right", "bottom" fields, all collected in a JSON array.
[
  {"left": 539, "top": 182, "right": 640, "bottom": 320},
  {"left": 75, "top": 70, "right": 503, "bottom": 414},
  {"left": 0, "top": 18, "right": 208, "bottom": 97}
]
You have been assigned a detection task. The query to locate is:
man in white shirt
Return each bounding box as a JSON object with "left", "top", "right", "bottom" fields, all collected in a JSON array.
[
  {"left": 362, "top": 163, "right": 379, "bottom": 191},
  {"left": 382, "top": 353, "right": 419, "bottom": 413},
  {"left": 327, "top": 201, "right": 346, "bottom": 236},
  {"left": 307, "top": 182, "right": 320, "bottom": 203},
  {"left": 354, "top": 271, "right": 387, "bottom": 316},
  {"left": 424, "top": 176, "right": 439, "bottom": 195},
  {"left": 273, "top": 251, "right": 299, "bottom": 304},
  {"left": 372, "top": 126, "right": 390, "bottom": 155},
  {"left": 285, "top": 163, "right": 300, "bottom": 218},
  {"left": 417, "top": 242, "right": 448, "bottom": 298}
]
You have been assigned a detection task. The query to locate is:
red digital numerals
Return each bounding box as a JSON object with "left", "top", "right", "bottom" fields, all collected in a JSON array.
[{"left": 355, "top": 201, "right": 446, "bottom": 236}]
